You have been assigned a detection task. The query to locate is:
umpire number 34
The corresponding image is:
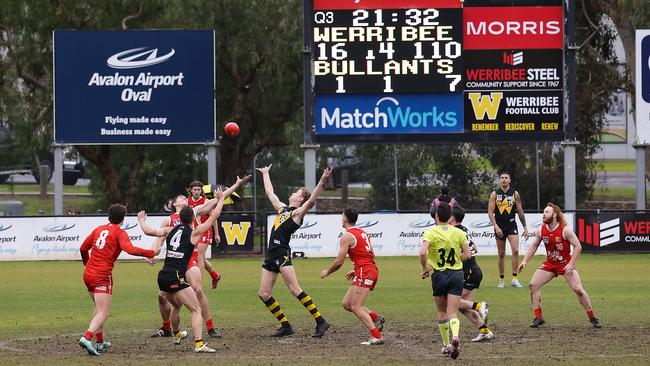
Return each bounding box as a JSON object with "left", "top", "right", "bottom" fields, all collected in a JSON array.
[{"left": 437, "top": 248, "right": 456, "bottom": 267}]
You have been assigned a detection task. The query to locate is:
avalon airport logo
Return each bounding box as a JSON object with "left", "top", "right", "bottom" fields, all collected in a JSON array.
[
  {"left": 121, "top": 222, "right": 138, "bottom": 230},
  {"left": 299, "top": 220, "right": 318, "bottom": 230},
  {"left": 43, "top": 223, "right": 76, "bottom": 232},
  {"left": 0, "top": 224, "right": 12, "bottom": 232},
  {"left": 107, "top": 47, "right": 175, "bottom": 69}
]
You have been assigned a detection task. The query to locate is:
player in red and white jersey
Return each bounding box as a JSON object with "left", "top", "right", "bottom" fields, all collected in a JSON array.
[
  {"left": 321, "top": 208, "right": 385, "bottom": 346},
  {"left": 518, "top": 202, "right": 602, "bottom": 329},
  {"left": 186, "top": 180, "right": 221, "bottom": 289},
  {"left": 78, "top": 204, "right": 159, "bottom": 356}
]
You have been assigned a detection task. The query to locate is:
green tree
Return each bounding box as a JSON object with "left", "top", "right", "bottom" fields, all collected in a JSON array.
[
  {"left": 0, "top": 0, "right": 304, "bottom": 211},
  {"left": 355, "top": 144, "right": 492, "bottom": 211}
]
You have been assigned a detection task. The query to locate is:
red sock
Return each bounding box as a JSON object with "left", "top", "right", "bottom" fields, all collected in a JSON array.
[
  {"left": 534, "top": 308, "right": 543, "bottom": 318},
  {"left": 84, "top": 331, "right": 94, "bottom": 341},
  {"left": 96, "top": 332, "right": 103, "bottom": 343},
  {"left": 587, "top": 309, "right": 595, "bottom": 319},
  {"left": 210, "top": 271, "right": 219, "bottom": 280},
  {"left": 206, "top": 318, "right": 214, "bottom": 330},
  {"left": 368, "top": 311, "right": 379, "bottom": 322},
  {"left": 162, "top": 320, "right": 171, "bottom": 331},
  {"left": 370, "top": 327, "right": 381, "bottom": 339}
]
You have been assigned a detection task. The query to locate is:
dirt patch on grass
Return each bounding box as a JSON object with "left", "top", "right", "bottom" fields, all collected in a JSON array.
[{"left": 2, "top": 320, "right": 648, "bottom": 365}]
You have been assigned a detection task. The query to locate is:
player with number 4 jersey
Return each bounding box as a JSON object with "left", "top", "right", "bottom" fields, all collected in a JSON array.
[
  {"left": 321, "top": 209, "right": 384, "bottom": 346},
  {"left": 78, "top": 204, "right": 159, "bottom": 356}
]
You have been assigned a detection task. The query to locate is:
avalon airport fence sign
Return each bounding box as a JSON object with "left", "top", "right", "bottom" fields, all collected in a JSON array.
[
  {"left": 308, "top": 0, "right": 565, "bottom": 143},
  {"left": 0, "top": 214, "right": 255, "bottom": 261},
  {"left": 54, "top": 30, "right": 215, "bottom": 144},
  {"left": 5, "top": 211, "right": 650, "bottom": 261}
]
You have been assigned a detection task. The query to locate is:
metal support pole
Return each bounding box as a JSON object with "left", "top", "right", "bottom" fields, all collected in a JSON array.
[
  {"left": 634, "top": 145, "right": 647, "bottom": 210},
  {"left": 206, "top": 141, "right": 219, "bottom": 185},
  {"left": 302, "top": 145, "right": 318, "bottom": 192},
  {"left": 535, "top": 142, "right": 540, "bottom": 211},
  {"left": 563, "top": 0, "right": 578, "bottom": 211},
  {"left": 394, "top": 145, "right": 399, "bottom": 211},
  {"left": 562, "top": 141, "right": 579, "bottom": 210},
  {"left": 302, "top": 0, "right": 317, "bottom": 211},
  {"left": 253, "top": 153, "right": 258, "bottom": 214},
  {"left": 53, "top": 144, "right": 64, "bottom": 215}
]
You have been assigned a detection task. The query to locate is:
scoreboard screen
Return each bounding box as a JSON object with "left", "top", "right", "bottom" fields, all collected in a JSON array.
[
  {"left": 308, "top": 0, "right": 566, "bottom": 143},
  {"left": 313, "top": 2, "right": 463, "bottom": 94}
]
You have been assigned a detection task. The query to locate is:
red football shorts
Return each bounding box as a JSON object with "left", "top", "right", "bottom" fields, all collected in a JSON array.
[
  {"left": 197, "top": 232, "right": 212, "bottom": 245},
  {"left": 352, "top": 265, "right": 379, "bottom": 291},
  {"left": 187, "top": 250, "right": 200, "bottom": 270},
  {"left": 84, "top": 272, "right": 113, "bottom": 294},
  {"left": 539, "top": 261, "right": 568, "bottom": 277}
]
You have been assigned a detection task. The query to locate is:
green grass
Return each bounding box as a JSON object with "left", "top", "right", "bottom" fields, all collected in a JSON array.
[
  {"left": 320, "top": 187, "right": 371, "bottom": 198},
  {"left": 0, "top": 254, "right": 648, "bottom": 365},
  {"left": 0, "top": 183, "right": 90, "bottom": 194},
  {"left": 0, "top": 194, "right": 99, "bottom": 215},
  {"left": 596, "top": 159, "right": 636, "bottom": 172},
  {"left": 592, "top": 187, "right": 650, "bottom": 201}
]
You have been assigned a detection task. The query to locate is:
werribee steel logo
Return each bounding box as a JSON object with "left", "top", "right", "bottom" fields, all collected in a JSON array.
[
  {"left": 0, "top": 224, "right": 12, "bottom": 232},
  {"left": 107, "top": 48, "right": 175, "bottom": 69},
  {"left": 43, "top": 223, "right": 76, "bottom": 232}
]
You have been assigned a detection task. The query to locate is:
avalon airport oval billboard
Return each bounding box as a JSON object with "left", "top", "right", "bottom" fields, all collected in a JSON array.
[{"left": 54, "top": 30, "right": 215, "bottom": 144}]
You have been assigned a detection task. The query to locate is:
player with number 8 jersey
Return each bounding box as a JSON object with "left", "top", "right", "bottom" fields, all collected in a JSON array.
[{"left": 78, "top": 204, "right": 159, "bottom": 356}]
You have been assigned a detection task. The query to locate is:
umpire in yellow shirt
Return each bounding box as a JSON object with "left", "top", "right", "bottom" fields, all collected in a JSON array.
[{"left": 420, "top": 201, "right": 470, "bottom": 360}]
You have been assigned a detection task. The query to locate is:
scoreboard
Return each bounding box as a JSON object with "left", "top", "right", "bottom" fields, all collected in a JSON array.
[
  {"left": 313, "top": 5, "right": 463, "bottom": 94},
  {"left": 308, "top": 0, "right": 565, "bottom": 143}
]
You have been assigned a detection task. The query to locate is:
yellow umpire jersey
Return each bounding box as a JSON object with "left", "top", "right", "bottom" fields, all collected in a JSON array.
[{"left": 423, "top": 224, "right": 467, "bottom": 271}]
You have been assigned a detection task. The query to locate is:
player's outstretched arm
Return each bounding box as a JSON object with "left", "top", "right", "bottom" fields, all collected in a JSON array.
[
  {"left": 293, "top": 167, "right": 332, "bottom": 221},
  {"left": 138, "top": 211, "right": 172, "bottom": 237},
  {"left": 256, "top": 164, "right": 285, "bottom": 211},
  {"left": 192, "top": 191, "right": 225, "bottom": 244},
  {"left": 118, "top": 230, "right": 159, "bottom": 257},
  {"left": 518, "top": 231, "right": 542, "bottom": 272},
  {"left": 222, "top": 175, "right": 251, "bottom": 200},
  {"left": 321, "top": 232, "right": 352, "bottom": 279}
]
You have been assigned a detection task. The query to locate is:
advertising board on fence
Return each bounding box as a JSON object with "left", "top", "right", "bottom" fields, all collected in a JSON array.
[
  {"left": 217, "top": 214, "right": 255, "bottom": 252},
  {"left": 577, "top": 211, "right": 650, "bottom": 252},
  {"left": 54, "top": 30, "right": 215, "bottom": 144},
  {"left": 0, "top": 215, "right": 176, "bottom": 261},
  {"left": 266, "top": 212, "right": 573, "bottom": 258}
]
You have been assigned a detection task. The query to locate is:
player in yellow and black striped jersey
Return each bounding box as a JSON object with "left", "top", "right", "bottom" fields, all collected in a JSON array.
[
  {"left": 488, "top": 170, "right": 529, "bottom": 288},
  {"left": 256, "top": 164, "right": 333, "bottom": 338}
]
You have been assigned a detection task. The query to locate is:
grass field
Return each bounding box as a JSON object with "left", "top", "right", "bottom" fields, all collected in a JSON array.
[{"left": 1, "top": 254, "right": 649, "bottom": 365}]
